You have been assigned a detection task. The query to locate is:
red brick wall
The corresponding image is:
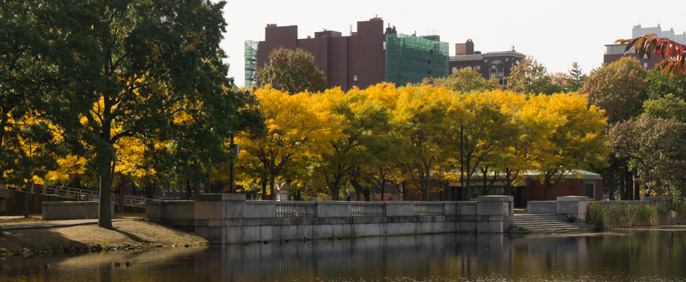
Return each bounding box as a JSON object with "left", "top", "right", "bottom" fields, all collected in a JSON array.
[{"left": 524, "top": 178, "right": 603, "bottom": 201}]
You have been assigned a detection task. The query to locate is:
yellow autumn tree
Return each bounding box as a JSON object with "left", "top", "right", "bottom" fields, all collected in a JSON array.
[
  {"left": 392, "top": 84, "right": 458, "bottom": 201},
  {"left": 527, "top": 93, "right": 609, "bottom": 199},
  {"left": 236, "top": 86, "right": 343, "bottom": 199}
]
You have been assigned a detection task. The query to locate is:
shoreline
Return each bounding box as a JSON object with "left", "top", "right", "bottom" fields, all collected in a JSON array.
[{"left": 0, "top": 218, "right": 208, "bottom": 257}]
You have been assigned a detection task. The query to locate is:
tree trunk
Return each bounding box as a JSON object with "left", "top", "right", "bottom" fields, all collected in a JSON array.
[
  {"left": 620, "top": 166, "right": 626, "bottom": 200},
  {"left": 544, "top": 176, "right": 551, "bottom": 200},
  {"left": 633, "top": 169, "right": 640, "bottom": 200},
  {"left": 261, "top": 179, "right": 267, "bottom": 200},
  {"left": 98, "top": 168, "right": 114, "bottom": 229},
  {"left": 24, "top": 182, "right": 29, "bottom": 218},
  {"left": 422, "top": 177, "right": 429, "bottom": 201},
  {"left": 186, "top": 179, "right": 191, "bottom": 200},
  {"left": 269, "top": 177, "right": 276, "bottom": 200}
]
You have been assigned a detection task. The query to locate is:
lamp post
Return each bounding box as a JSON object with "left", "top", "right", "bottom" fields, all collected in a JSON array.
[{"left": 229, "top": 134, "right": 239, "bottom": 193}]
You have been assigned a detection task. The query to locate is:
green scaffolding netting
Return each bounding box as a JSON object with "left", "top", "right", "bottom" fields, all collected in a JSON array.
[
  {"left": 384, "top": 33, "right": 449, "bottom": 86},
  {"left": 244, "top": 40, "right": 258, "bottom": 88}
]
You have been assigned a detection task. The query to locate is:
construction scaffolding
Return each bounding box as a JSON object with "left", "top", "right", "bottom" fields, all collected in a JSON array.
[
  {"left": 384, "top": 33, "right": 449, "bottom": 86},
  {"left": 244, "top": 40, "right": 258, "bottom": 88}
]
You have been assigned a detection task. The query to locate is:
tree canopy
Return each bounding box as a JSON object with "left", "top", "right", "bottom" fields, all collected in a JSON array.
[
  {"left": 1, "top": 0, "right": 254, "bottom": 228},
  {"left": 257, "top": 47, "right": 328, "bottom": 94}
]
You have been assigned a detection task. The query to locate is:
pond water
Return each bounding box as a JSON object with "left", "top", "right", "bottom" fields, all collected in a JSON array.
[{"left": 2, "top": 230, "right": 686, "bottom": 281}]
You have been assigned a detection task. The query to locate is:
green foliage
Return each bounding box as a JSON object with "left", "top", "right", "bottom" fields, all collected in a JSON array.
[
  {"left": 608, "top": 115, "right": 686, "bottom": 196},
  {"left": 2, "top": 0, "right": 246, "bottom": 227},
  {"left": 643, "top": 94, "right": 686, "bottom": 122},
  {"left": 581, "top": 57, "right": 648, "bottom": 124},
  {"left": 566, "top": 62, "right": 586, "bottom": 92},
  {"left": 506, "top": 57, "right": 562, "bottom": 94},
  {"left": 257, "top": 47, "right": 328, "bottom": 94},
  {"left": 427, "top": 67, "right": 496, "bottom": 93},
  {"left": 646, "top": 69, "right": 686, "bottom": 100}
]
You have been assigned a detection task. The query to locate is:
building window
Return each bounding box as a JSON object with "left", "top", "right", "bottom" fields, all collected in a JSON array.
[{"left": 353, "top": 74, "right": 358, "bottom": 82}]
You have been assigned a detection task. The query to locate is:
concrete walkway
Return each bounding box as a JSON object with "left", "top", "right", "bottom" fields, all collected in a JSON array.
[
  {"left": 513, "top": 213, "right": 595, "bottom": 233},
  {"left": 1, "top": 219, "right": 138, "bottom": 231}
]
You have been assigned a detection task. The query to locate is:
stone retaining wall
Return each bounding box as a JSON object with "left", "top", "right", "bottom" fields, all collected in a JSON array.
[
  {"left": 183, "top": 194, "right": 512, "bottom": 244},
  {"left": 145, "top": 200, "right": 194, "bottom": 231},
  {"left": 42, "top": 201, "right": 114, "bottom": 220}
]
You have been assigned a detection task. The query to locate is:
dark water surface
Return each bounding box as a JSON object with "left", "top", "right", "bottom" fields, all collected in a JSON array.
[{"left": 2, "top": 230, "right": 686, "bottom": 281}]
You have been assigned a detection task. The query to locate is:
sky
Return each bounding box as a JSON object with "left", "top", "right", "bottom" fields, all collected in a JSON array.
[{"left": 220, "top": 0, "right": 686, "bottom": 87}]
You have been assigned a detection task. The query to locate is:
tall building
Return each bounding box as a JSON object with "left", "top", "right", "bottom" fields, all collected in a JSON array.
[
  {"left": 245, "top": 17, "right": 449, "bottom": 91},
  {"left": 604, "top": 24, "right": 685, "bottom": 69},
  {"left": 449, "top": 40, "right": 526, "bottom": 85}
]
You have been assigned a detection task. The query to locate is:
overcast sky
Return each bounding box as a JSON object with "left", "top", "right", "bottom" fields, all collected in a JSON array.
[{"left": 221, "top": 0, "right": 686, "bottom": 87}]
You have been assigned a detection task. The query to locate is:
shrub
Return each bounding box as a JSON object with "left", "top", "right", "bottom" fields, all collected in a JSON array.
[{"left": 587, "top": 202, "right": 667, "bottom": 229}]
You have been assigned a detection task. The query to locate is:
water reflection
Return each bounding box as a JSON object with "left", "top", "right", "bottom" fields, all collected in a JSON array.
[{"left": 3, "top": 231, "right": 686, "bottom": 281}]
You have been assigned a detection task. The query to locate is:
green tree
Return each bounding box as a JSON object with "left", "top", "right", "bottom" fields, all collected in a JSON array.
[
  {"left": 0, "top": 1, "right": 60, "bottom": 187},
  {"left": 643, "top": 94, "right": 686, "bottom": 122},
  {"left": 645, "top": 69, "right": 686, "bottom": 100},
  {"left": 506, "top": 56, "right": 560, "bottom": 94},
  {"left": 426, "top": 67, "right": 496, "bottom": 93},
  {"left": 257, "top": 47, "right": 328, "bottom": 94},
  {"left": 12, "top": 0, "right": 238, "bottom": 228},
  {"left": 566, "top": 62, "right": 586, "bottom": 92},
  {"left": 581, "top": 57, "right": 648, "bottom": 124},
  {"left": 608, "top": 115, "right": 686, "bottom": 198}
]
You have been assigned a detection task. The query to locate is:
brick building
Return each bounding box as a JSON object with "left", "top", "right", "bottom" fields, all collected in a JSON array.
[
  {"left": 246, "top": 17, "right": 449, "bottom": 90},
  {"left": 449, "top": 39, "right": 526, "bottom": 85}
]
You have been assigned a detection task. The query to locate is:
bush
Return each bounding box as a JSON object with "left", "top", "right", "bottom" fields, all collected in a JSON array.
[{"left": 587, "top": 202, "right": 667, "bottom": 229}]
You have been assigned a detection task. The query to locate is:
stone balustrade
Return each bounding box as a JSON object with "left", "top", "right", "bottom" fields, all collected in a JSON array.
[{"left": 176, "top": 194, "right": 513, "bottom": 244}]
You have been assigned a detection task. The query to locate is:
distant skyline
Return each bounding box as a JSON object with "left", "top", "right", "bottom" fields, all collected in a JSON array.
[{"left": 221, "top": 0, "right": 686, "bottom": 87}]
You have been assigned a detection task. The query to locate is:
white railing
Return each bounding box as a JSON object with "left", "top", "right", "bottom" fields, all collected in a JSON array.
[
  {"left": 414, "top": 203, "right": 445, "bottom": 216},
  {"left": 351, "top": 203, "right": 384, "bottom": 217},
  {"left": 275, "top": 202, "right": 315, "bottom": 218}
]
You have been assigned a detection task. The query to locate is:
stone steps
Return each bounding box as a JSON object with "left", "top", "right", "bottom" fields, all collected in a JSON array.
[{"left": 513, "top": 214, "right": 595, "bottom": 234}]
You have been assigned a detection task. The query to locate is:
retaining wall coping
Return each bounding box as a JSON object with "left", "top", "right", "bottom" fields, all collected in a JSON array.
[
  {"left": 42, "top": 201, "right": 98, "bottom": 206},
  {"left": 476, "top": 195, "right": 513, "bottom": 202},
  {"left": 195, "top": 193, "right": 246, "bottom": 201},
  {"left": 557, "top": 196, "right": 589, "bottom": 202}
]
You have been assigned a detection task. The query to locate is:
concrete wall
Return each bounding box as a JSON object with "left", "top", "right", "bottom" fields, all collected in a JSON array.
[
  {"left": 146, "top": 200, "right": 195, "bottom": 231},
  {"left": 527, "top": 201, "right": 557, "bottom": 214},
  {"left": 556, "top": 196, "right": 589, "bottom": 221},
  {"left": 42, "top": 201, "right": 114, "bottom": 220},
  {"left": 186, "top": 194, "right": 513, "bottom": 245}
]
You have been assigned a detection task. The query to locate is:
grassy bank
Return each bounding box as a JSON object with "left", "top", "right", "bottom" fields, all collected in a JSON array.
[
  {"left": 0, "top": 220, "right": 208, "bottom": 257},
  {"left": 586, "top": 202, "right": 686, "bottom": 229}
]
